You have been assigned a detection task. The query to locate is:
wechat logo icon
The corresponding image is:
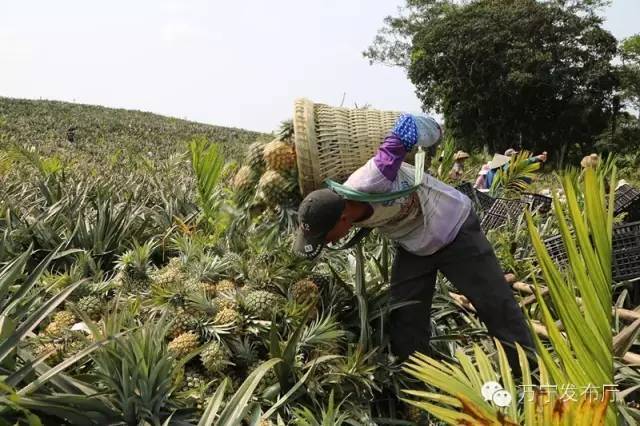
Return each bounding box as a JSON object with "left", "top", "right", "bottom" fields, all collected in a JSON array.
[{"left": 481, "top": 381, "right": 513, "bottom": 407}]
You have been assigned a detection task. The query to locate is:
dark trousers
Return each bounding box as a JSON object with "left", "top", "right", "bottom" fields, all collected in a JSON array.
[{"left": 390, "top": 210, "right": 534, "bottom": 373}]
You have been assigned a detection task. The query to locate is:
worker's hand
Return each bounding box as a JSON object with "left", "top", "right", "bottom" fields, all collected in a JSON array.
[
  {"left": 536, "top": 151, "right": 548, "bottom": 163},
  {"left": 392, "top": 114, "right": 443, "bottom": 152}
]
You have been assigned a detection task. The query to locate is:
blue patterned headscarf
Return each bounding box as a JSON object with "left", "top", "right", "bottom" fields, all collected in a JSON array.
[{"left": 393, "top": 113, "right": 442, "bottom": 152}]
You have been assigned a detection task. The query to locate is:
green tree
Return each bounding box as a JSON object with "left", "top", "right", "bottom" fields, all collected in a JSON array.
[
  {"left": 365, "top": 0, "right": 619, "bottom": 163},
  {"left": 619, "top": 34, "right": 640, "bottom": 111}
]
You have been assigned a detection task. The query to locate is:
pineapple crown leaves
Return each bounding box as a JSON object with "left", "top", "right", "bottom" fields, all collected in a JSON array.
[
  {"left": 298, "top": 312, "right": 346, "bottom": 352},
  {"left": 148, "top": 282, "right": 188, "bottom": 312},
  {"left": 91, "top": 319, "right": 198, "bottom": 420},
  {"left": 228, "top": 336, "right": 260, "bottom": 369},
  {"left": 277, "top": 119, "right": 294, "bottom": 142},
  {"left": 116, "top": 239, "right": 157, "bottom": 278}
]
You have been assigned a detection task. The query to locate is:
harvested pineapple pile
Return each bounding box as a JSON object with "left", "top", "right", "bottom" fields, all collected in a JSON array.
[
  {"left": 28, "top": 240, "right": 344, "bottom": 412},
  {"left": 233, "top": 120, "right": 301, "bottom": 208}
]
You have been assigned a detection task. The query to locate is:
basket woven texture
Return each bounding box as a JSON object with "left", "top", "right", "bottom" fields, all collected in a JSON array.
[{"left": 293, "top": 98, "right": 401, "bottom": 195}]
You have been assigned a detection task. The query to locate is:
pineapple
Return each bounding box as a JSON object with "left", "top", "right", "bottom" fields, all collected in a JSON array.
[
  {"left": 213, "top": 307, "right": 239, "bottom": 325},
  {"left": 76, "top": 295, "right": 102, "bottom": 320},
  {"left": 289, "top": 279, "right": 319, "bottom": 305},
  {"left": 180, "top": 368, "right": 208, "bottom": 393},
  {"left": 60, "top": 333, "right": 87, "bottom": 358},
  {"left": 256, "top": 170, "right": 292, "bottom": 206},
  {"left": 151, "top": 257, "right": 184, "bottom": 288},
  {"left": 200, "top": 341, "right": 229, "bottom": 374},
  {"left": 233, "top": 165, "right": 257, "bottom": 191},
  {"left": 200, "top": 281, "right": 217, "bottom": 298},
  {"left": 246, "top": 140, "right": 267, "bottom": 174},
  {"left": 177, "top": 367, "right": 212, "bottom": 412},
  {"left": 168, "top": 332, "right": 200, "bottom": 359},
  {"left": 404, "top": 403, "right": 430, "bottom": 425},
  {"left": 44, "top": 310, "right": 77, "bottom": 336},
  {"left": 263, "top": 139, "right": 296, "bottom": 172},
  {"left": 309, "top": 273, "right": 331, "bottom": 289},
  {"left": 248, "top": 362, "right": 279, "bottom": 394},
  {"left": 213, "top": 296, "right": 238, "bottom": 311},
  {"left": 243, "top": 290, "right": 285, "bottom": 320},
  {"left": 32, "top": 341, "right": 64, "bottom": 364},
  {"left": 168, "top": 308, "right": 197, "bottom": 339},
  {"left": 215, "top": 279, "right": 236, "bottom": 294},
  {"left": 116, "top": 241, "right": 154, "bottom": 291}
]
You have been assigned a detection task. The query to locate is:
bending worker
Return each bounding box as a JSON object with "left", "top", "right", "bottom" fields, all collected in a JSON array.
[{"left": 294, "top": 114, "right": 534, "bottom": 371}]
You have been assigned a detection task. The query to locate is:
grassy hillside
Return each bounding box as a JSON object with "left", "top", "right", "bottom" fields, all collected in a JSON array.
[{"left": 0, "top": 97, "right": 267, "bottom": 163}]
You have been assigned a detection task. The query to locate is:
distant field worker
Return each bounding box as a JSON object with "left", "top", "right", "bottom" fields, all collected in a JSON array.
[
  {"left": 293, "top": 114, "right": 534, "bottom": 372},
  {"left": 581, "top": 153, "right": 599, "bottom": 169},
  {"left": 477, "top": 149, "right": 548, "bottom": 190},
  {"left": 474, "top": 163, "right": 491, "bottom": 190},
  {"left": 448, "top": 150, "right": 469, "bottom": 181}
]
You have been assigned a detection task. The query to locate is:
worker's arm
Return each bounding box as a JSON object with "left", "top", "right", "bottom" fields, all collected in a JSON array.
[
  {"left": 374, "top": 114, "right": 443, "bottom": 181},
  {"left": 344, "top": 114, "right": 441, "bottom": 192}
]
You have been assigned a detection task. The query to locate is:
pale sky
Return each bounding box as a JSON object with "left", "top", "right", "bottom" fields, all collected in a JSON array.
[{"left": 1, "top": 0, "right": 638, "bottom": 132}]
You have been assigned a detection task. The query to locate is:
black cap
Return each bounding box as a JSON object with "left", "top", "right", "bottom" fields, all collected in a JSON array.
[{"left": 294, "top": 189, "right": 346, "bottom": 259}]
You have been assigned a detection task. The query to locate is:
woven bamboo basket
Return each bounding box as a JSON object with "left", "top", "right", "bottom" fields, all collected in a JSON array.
[{"left": 293, "top": 98, "right": 401, "bottom": 195}]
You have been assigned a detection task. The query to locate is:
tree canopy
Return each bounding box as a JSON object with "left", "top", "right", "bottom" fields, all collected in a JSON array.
[{"left": 365, "top": 0, "right": 620, "bottom": 162}]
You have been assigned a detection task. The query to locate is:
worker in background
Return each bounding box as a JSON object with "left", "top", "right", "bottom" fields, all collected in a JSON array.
[
  {"left": 448, "top": 150, "right": 469, "bottom": 181},
  {"left": 474, "top": 163, "right": 491, "bottom": 190},
  {"left": 581, "top": 153, "right": 599, "bottom": 169},
  {"left": 479, "top": 148, "right": 548, "bottom": 190},
  {"left": 293, "top": 114, "right": 534, "bottom": 374}
]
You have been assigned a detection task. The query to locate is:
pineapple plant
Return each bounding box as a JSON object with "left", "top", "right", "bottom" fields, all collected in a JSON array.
[
  {"left": 44, "top": 310, "right": 77, "bottom": 336},
  {"left": 246, "top": 140, "right": 268, "bottom": 174},
  {"left": 243, "top": 290, "right": 286, "bottom": 320},
  {"left": 76, "top": 295, "right": 102, "bottom": 320},
  {"left": 228, "top": 337, "right": 259, "bottom": 370},
  {"left": 200, "top": 341, "right": 229, "bottom": 374},
  {"left": 256, "top": 170, "right": 292, "bottom": 206},
  {"left": 263, "top": 139, "right": 296, "bottom": 172},
  {"left": 115, "top": 241, "right": 155, "bottom": 291},
  {"left": 168, "top": 331, "right": 200, "bottom": 359}
]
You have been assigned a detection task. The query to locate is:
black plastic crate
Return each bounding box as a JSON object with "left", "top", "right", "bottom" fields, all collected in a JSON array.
[
  {"left": 488, "top": 198, "right": 529, "bottom": 219},
  {"left": 481, "top": 212, "right": 508, "bottom": 232},
  {"left": 612, "top": 221, "right": 640, "bottom": 281},
  {"left": 455, "top": 182, "right": 495, "bottom": 212},
  {"left": 543, "top": 234, "right": 569, "bottom": 266},
  {"left": 522, "top": 192, "right": 552, "bottom": 214},
  {"left": 614, "top": 185, "right": 640, "bottom": 222},
  {"left": 542, "top": 222, "right": 640, "bottom": 282},
  {"left": 476, "top": 190, "right": 496, "bottom": 212},
  {"left": 455, "top": 182, "right": 476, "bottom": 199}
]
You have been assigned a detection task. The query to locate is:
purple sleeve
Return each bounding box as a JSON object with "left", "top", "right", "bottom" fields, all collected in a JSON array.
[{"left": 373, "top": 134, "right": 407, "bottom": 181}]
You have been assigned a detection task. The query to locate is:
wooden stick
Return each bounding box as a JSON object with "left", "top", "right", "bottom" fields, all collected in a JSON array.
[
  {"left": 509, "top": 280, "right": 640, "bottom": 322},
  {"left": 449, "top": 293, "right": 640, "bottom": 365}
]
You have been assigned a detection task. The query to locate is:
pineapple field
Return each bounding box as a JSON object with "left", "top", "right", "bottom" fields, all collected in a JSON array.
[{"left": 1, "top": 99, "right": 640, "bottom": 426}]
